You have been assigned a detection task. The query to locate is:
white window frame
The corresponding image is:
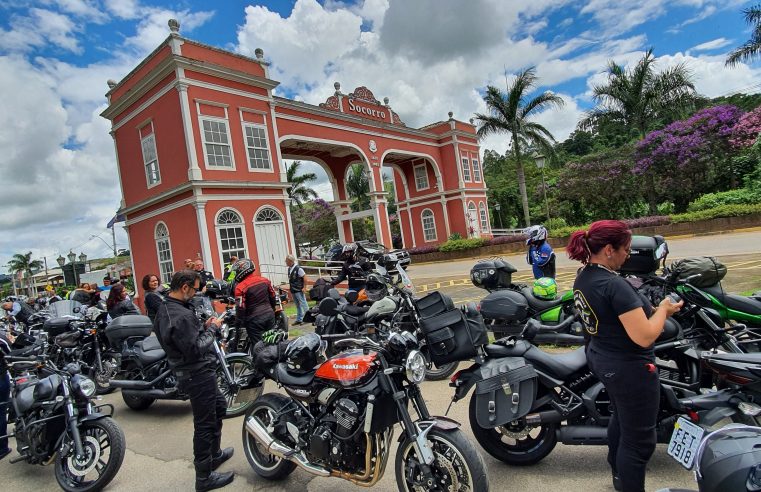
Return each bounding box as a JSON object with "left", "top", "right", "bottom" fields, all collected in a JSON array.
[
  {"left": 140, "top": 125, "right": 161, "bottom": 188},
  {"left": 215, "top": 208, "right": 248, "bottom": 268},
  {"left": 413, "top": 163, "right": 429, "bottom": 191},
  {"left": 479, "top": 202, "right": 489, "bottom": 232},
  {"left": 154, "top": 222, "right": 174, "bottom": 284},
  {"left": 242, "top": 122, "right": 273, "bottom": 172},
  {"left": 421, "top": 208, "right": 437, "bottom": 242},
  {"left": 461, "top": 155, "right": 471, "bottom": 182},
  {"left": 467, "top": 201, "right": 479, "bottom": 237},
  {"left": 472, "top": 155, "right": 482, "bottom": 183},
  {"left": 198, "top": 112, "right": 236, "bottom": 171}
]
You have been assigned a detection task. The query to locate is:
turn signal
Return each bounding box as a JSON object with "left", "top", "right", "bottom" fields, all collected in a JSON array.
[
  {"left": 739, "top": 402, "right": 761, "bottom": 416},
  {"left": 450, "top": 370, "right": 463, "bottom": 385}
]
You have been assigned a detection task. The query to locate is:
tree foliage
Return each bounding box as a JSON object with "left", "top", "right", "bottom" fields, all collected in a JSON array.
[
  {"left": 726, "top": 4, "right": 761, "bottom": 66},
  {"left": 291, "top": 199, "right": 338, "bottom": 257},
  {"left": 346, "top": 163, "right": 370, "bottom": 212},
  {"left": 286, "top": 161, "right": 318, "bottom": 206},
  {"left": 7, "top": 251, "right": 43, "bottom": 296}
]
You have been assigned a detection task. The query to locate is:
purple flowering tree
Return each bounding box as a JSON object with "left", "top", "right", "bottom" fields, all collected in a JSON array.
[
  {"left": 634, "top": 105, "right": 744, "bottom": 211},
  {"left": 731, "top": 106, "right": 761, "bottom": 148},
  {"left": 291, "top": 198, "right": 339, "bottom": 257}
]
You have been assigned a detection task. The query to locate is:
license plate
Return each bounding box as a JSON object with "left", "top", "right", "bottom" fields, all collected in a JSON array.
[
  {"left": 234, "top": 388, "right": 260, "bottom": 404},
  {"left": 667, "top": 417, "right": 705, "bottom": 469}
]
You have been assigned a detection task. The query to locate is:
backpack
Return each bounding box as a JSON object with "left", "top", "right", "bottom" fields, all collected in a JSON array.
[
  {"left": 308, "top": 278, "right": 330, "bottom": 301},
  {"left": 669, "top": 257, "right": 727, "bottom": 288}
]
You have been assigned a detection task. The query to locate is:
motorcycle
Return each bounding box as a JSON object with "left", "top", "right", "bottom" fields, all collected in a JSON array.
[
  {"left": 3, "top": 355, "right": 126, "bottom": 491},
  {"left": 470, "top": 258, "right": 582, "bottom": 345},
  {"left": 241, "top": 321, "right": 489, "bottom": 491},
  {"left": 218, "top": 285, "right": 289, "bottom": 355},
  {"left": 105, "top": 312, "right": 261, "bottom": 418}
]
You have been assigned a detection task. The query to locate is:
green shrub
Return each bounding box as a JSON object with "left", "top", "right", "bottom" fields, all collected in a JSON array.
[
  {"left": 448, "top": 232, "right": 463, "bottom": 241},
  {"left": 671, "top": 203, "right": 761, "bottom": 223},
  {"left": 687, "top": 188, "right": 761, "bottom": 212},
  {"left": 549, "top": 225, "right": 586, "bottom": 238},
  {"left": 438, "top": 238, "right": 486, "bottom": 252},
  {"left": 657, "top": 202, "right": 675, "bottom": 215},
  {"left": 545, "top": 217, "right": 567, "bottom": 230}
]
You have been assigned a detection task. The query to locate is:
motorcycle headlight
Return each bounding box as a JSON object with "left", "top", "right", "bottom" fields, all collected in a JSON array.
[
  {"left": 72, "top": 375, "right": 96, "bottom": 398},
  {"left": 405, "top": 350, "right": 427, "bottom": 384}
]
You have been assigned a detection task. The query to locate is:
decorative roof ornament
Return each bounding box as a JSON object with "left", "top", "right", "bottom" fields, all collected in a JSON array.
[
  {"left": 168, "top": 19, "right": 180, "bottom": 33},
  {"left": 254, "top": 48, "right": 264, "bottom": 60},
  {"left": 448, "top": 111, "right": 454, "bottom": 119},
  {"left": 319, "top": 85, "right": 406, "bottom": 126},
  {"left": 334, "top": 81, "right": 341, "bottom": 96},
  {"left": 107, "top": 79, "right": 117, "bottom": 89},
  {"left": 383, "top": 97, "right": 389, "bottom": 106}
]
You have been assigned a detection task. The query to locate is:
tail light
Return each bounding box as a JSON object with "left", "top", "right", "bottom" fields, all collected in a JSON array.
[
  {"left": 688, "top": 410, "right": 700, "bottom": 423},
  {"left": 450, "top": 370, "right": 463, "bottom": 384}
]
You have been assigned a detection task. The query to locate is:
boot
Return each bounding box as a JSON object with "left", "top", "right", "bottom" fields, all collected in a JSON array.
[
  {"left": 195, "top": 458, "right": 234, "bottom": 492},
  {"left": 612, "top": 473, "right": 622, "bottom": 492},
  {"left": 211, "top": 447, "right": 234, "bottom": 470}
]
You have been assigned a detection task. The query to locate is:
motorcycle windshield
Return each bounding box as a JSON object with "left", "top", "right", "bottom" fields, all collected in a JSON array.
[
  {"left": 396, "top": 262, "right": 415, "bottom": 295},
  {"left": 47, "top": 300, "right": 84, "bottom": 319},
  {"left": 190, "top": 295, "right": 215, "bottom": 318}
]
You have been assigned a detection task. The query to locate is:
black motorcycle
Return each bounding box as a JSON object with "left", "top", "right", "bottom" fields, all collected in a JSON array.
[
  {"left": 242, "top": 318, "right": 489, "bottom": 490},
  {"left": 3, "top": 355, "right": 126, "bottom": 491},
  {"left": 105, "top": 312, "right": 261, "bottom": 418}
]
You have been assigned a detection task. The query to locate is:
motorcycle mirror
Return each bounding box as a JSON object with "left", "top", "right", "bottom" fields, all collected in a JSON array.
[
  {"left": 345, "top": 290, "right": 359, "bottom": 303},
  {"left": 521, "top": 319, "right": 540, "bottom": 341},
  {"left": 319, "top": 297, "right": 340, "bottom": 316}
]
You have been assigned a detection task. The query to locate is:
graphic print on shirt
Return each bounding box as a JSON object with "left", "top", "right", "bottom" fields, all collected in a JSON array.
[{"left": 574, "top": 289, "right": 599, "bottom": 335}]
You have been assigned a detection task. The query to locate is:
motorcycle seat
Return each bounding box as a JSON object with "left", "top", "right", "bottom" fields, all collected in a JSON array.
[
  {"left": 703, "top": 285, "right": 761, "bottom": 316},
  {"left": 134, "top": 340, "right": 166, "bottom": 365},
  {"left": 702, "top": 352, "right": 761, "bottom": 365},
  {"left": 136, "top": 335, "right": 162, "bottom": 352},
  {"left": 520, "top": 287, "right": 566, "bottom": 312},
  {"left": 523, "top": 345, "right": 587, "bottom": 379},
  {"left": 275, "top": 363, "right": 315, "bottom": 387},
  {"left": 484, "top": 340, "right": 532, "bottom": 358}
]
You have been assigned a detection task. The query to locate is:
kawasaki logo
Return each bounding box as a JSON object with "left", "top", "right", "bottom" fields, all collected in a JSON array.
[{"left": 333, "top": 363, "right": 359, "bottom": 370}]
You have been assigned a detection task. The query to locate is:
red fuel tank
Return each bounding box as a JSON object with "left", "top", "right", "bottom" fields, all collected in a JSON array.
[{"left": 315, "top": 350, "right": 378, "bottom": 387}]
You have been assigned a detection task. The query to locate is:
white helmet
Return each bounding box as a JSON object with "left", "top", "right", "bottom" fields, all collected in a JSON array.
[{"left": 525, "top": 225, "right": 548, "bottom": 245}]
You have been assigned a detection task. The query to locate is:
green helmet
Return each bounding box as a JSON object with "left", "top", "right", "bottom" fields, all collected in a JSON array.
[{"left": 532, "top": 277, "right": 557, "bottom": 300}]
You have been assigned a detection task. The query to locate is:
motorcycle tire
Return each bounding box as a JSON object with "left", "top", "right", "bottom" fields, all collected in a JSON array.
[
  {"left": 219, "top": 355, "right": 262, "bottom": 418},
  {"left": 469, "top": 392, "right": 557, "bottom": 466},
  {"left": 395, "top": 426, "right": 489, "bottom": 492},
  {"left": 425, "top": 361, "right": 459, "bottom": 381},
  {"left": 122, "top": 392, "right": 155, "bottom": 411},
  {"left": 242, "top": 393, "right": 297, "bottom": 480},
  {"left": 54, "top": 417, "right": 126, "bottom": 492}
]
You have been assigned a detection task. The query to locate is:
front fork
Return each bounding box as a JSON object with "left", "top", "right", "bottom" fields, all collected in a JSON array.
[
  {"left": 214, "top": 340, "right": 236, "bottom": 387},
  {"left": 62, "top": 383, "right": 86, "bottom": 460}
]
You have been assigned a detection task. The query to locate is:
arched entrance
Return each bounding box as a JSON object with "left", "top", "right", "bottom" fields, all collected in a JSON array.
[{"left": 254, "top": 206, "right": 289, "bottom": 284}]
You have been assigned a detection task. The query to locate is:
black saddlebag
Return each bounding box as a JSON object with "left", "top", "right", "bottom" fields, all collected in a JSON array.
[
  {"left": 414, "top": 291, "right": 455, "bottom": 318},
  {"left": 419, "top": 301, "right": 489, "bottom": 365},
  {"left": 473, "top": 357, "right": 537, "bottom": 428},
  {"left": 43, "top": 317, "right": 74, "bottom": 337},
  {"left": 479, "top": 290, "right": 529, "bottom": 321}
]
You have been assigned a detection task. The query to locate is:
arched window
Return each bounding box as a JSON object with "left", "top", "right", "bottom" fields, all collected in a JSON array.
[
  {"left": 255, "top": 207, "right": 283, "bottom": 223},
  {"left": 467, "top": 201, "right": 479, "bottom": 237},
  {"left": 216, "top": 209, "right": 247, "bottom": 265},
  {"left": 421, "top": 209, "right": 437, "bottom": 242},
  {"left": 154, "top": 222, "right": 173, "bottom": 283},
  {"left": 479, "top": 202, "right": 489, "bottom": 232}
]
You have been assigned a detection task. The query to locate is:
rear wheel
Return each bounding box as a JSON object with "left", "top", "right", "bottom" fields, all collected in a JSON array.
[
  {"left": 241, "top": 393, "right": 297, "bottom": 480},
  {"left": 425, "top": 361, "right": 459, "bottom": 381}
]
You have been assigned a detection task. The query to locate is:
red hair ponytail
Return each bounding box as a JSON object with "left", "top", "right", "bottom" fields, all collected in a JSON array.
[{"left": 566, "top": 220, "right": 631, "bottom": 264}]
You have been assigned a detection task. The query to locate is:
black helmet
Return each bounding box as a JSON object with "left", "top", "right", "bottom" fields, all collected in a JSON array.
[
  {"left": 205, "top": 279, "right": 228, "bottom": 299},
  {"left": 341, "top": 243, "right": 358, "bottom": 261},
  {"left": 230, "top": 258, "right": 255, "bottom": 284},
  {"left": 284, "top": 333, "right": 326, "bottom": 374},
  {"left": 365, "top": 273, "right": 388, "bottom": 302},
  {"left": 695, "top": 424, "right": 761, "bottom": 492}
]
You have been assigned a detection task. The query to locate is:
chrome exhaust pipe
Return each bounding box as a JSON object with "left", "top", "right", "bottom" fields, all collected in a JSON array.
[{"left": 245, "top": 416, "right": 330, "bottom": 477}]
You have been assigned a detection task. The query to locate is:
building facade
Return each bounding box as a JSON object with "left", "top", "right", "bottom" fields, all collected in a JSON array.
[{"left": 101, "top": 20, "right": 488, "bottom": 296}]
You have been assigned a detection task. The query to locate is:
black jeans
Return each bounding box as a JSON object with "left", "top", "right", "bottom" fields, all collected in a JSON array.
[
  {"left": 177, "top": 367, "right": 227, "bottom": 465},
  {"left": 0, "top": 372, "right": 9, "bottom": 453},
  {"left": 245, "top": 313, "right": 275, "bottom": 347},
  {"left": 588, "top": 349, "right": 659, "bottom": 492}
]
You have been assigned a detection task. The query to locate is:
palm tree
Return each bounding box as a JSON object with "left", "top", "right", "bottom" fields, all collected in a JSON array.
[
  {"left": 345, "top": 163, "right": 370, "bottom": 212},
  {"left": 7, "top": 251, "right": 43, "bottom": 296},
  {"left": 581, "top": 49, "right": 697, "bottom": 213},
  {"left": 726, "top": 5, "right": 761, "bottom": 66},
  {"left": 581, "top": 48, "right": 696, "bottom": 140},
  {"left": 286, "top": 161, "right": 318, "bottom": 206},
  {"left": 474, "top": 67, "right": 564, "bottom": 227}
]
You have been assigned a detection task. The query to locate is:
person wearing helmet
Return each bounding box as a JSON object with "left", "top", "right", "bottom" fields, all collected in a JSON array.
[
  {"left": 330, "top": 243, "right": 372, "bottom": 293},
  {"left": 525, "top": 225, "right": 556, "bottom": 279},
  {"left": 230, "top": 258, "right": 277, "bottom": 346},
  {"left": 364, "top": 273, "right": 389, "bottom": 302}
]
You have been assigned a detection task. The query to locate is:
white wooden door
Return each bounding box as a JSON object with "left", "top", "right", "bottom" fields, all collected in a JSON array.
[{"left": 254, "top": 207, "right": 289, "bottom": 285}]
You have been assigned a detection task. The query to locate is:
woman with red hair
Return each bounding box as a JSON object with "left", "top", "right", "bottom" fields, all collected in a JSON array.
[{"left": 568, "top": 220, "right": 682, "bottom": 492}]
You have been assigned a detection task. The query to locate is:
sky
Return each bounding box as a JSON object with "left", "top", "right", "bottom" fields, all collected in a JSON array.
[{"left": 0, "top": 0, "right": 759, "bottom": 273}]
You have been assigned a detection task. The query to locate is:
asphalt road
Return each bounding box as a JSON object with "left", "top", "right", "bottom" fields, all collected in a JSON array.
[{"left": 4, "top": 230, "right": 760, "bottom": 491}]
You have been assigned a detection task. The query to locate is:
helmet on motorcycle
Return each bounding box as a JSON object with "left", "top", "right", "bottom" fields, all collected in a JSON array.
[
  {"left": 532, "top": 277, "right": 557, "bottom": 300},
  {"left": 284, "top": 333, "right": 326, "bottom": 373},
  {"left": 695, "top": 425, "right": 761, "bottom": 492},
  {"left": 525, "top": 225, "right": 548, "bottom": 245},
  {"left": 365, "top": 273, "right": 388, "bottom": 302},
  {"left": 340, "top": 243, "right": 358, "bottom": 261},
  {"left": 205, "top": 279, "right": 228, "bottom": 299},
  {"left": 229, "top": 258, "right": 255, "bottom": 284}
]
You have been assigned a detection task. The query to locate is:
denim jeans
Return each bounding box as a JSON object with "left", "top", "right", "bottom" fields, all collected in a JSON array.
[{"left": 292, "top": 291, "right": 308, "bottom": 322}]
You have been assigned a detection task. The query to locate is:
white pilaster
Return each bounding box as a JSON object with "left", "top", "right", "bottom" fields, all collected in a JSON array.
[{"left": 177, "top": 77, "right": 202, "bottom": 181}]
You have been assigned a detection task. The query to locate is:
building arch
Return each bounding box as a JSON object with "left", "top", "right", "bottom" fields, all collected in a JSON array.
[{"left": 380, "top": 148, "right": 443, "bottom": 192}]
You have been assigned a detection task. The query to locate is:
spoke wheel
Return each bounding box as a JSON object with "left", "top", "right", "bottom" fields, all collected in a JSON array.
[
  {"left": 55, "top": 417, "right": 126, "bottom": 492},
  {"left": 218, "top": 355, "right": 262, "bottom": 418},
  {"left": 241, "top": 393, "right": 296, "bottom": 480}
]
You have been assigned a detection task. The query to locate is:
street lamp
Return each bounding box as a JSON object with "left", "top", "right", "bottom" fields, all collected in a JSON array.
[
  {"left": 533, "top": 152, "right": 550, "bottom": 224},
  {"left": 58, "top": 251, "right": 87, "bottom": 286},
  {"left": 56, "top": 255, "right": 65, "bottom": 268},
  {"left": 494, "top": 202, "right": 503, "bottom": 229}
]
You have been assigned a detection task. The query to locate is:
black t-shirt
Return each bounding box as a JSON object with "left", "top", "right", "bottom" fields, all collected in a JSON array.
[{"left": 573, "top": 264, "right": 654, "bottom": 359}]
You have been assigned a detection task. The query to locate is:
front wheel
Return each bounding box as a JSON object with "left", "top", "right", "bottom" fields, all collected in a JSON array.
[
  {"left": 395, "top": 427, "right": 489, "bottom": 492},
  {"left": 425, "top": 361, "right": 459, "bottom": 381},
  {"left": 219, "top": 355, "right": 262, "bottom": 418},
  {"left": 468, "top": 392, "right": 557, "bottom": 465},
  {"left": 54, "top": 417, "right": 126, "bottom": 492},
  {"left": 241, "top": 393, "right": 297, "bottom": 480}
]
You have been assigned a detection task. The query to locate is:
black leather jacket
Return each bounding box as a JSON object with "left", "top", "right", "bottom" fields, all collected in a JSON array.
[
  {"left": 154, "top": 297, "right": 215, "bottom": 377},
  {"left": 331, "top": 259, "right": 372, "bottom": 291},
  {"left": 107, "top": 299, "right": 140, "bottom": 320}
]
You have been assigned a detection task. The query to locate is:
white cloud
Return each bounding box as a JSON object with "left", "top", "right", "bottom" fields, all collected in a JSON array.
[
  {"left": 690, "top": 37, "right": 733, "bottom": 52},
  {"left": 0, "top": 8, "right": 82, "bottom": 54},
  {"left": 657, "top": 52, "right": 761, "bottom": 98},
  {"left": 103, "top": 0, "right": 140, "bottom": 20},
  {"left": 52, "top": 0, "right": 109, "bottom": 23},
  {"left": 124, "top": 8, "right": 215, "bottom": 55}
]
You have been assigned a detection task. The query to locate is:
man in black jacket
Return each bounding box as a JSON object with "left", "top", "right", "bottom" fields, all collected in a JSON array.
[
  {"left": 329, "top": 243, "right": 371, "bottom": 293},
  {"left": 2, "top": 300, "right": 35, "bottom": 326},
  {"left": 154, "top": 270, "right": 234, "bottom": 491}
]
